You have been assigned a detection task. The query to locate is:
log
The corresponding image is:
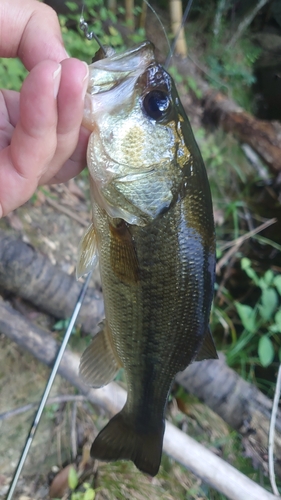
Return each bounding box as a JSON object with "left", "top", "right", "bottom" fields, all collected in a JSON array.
[
  {"left": 0, "top": 228, "right": 280, "bottom": 476},
  {"left": 177, "top": 357, "right": 281, "bottom": 477},
  {"left": 176, "top": 57, "right": 281, "bottom": 175},
  {"left": 0, "top": 229, "right": 104, "bottom": 334},
  {"left": 0, "top": 297, "right": 278, "bottom": 500}
]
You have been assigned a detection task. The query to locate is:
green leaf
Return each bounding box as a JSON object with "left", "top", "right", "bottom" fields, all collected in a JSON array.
[
  {"left": 259, "top": 288, "right": 278, "bottom": 321},
  {"left": 84, "top": 489, "right": 95, "bottom": 500},
  {"left": 269, "top": 324, "right": 279, "bottom": 333},
  {"left": 240, "top": 258, "right": 259, "bottom": 286},
  {"left": 274, "top": 275, "right": 281, "bottom": 296},
  {"left": 108, "top": 26, "right": 119, "bottom": 36},
  {"left": 258, "top": 336, "right": 274, "bottom": 367},
  {"left": 235, "top": 303, "right": 256, "bottom": 332},
  {"left": 65, "top": 1, "right": 78, "bottom": 11},
  {"left": 53, "top": 319, "right": 67, "bottom": 330},
  {"left": 71, "top": 494, "right": 81, "bottom": 500},
  {"left": 186, "top": 76, "right": 203, "bottom": 99},
  {"left": 274, "top": 310, "right": 281, "bottom": 330},
  {"left": 68, "top": 466, "right": 79, "bottom": 490},
  {"left": 241, "top": 257, "right": 251, "bottom": 269},
  {"left": 264, "top": 270, "right": 274, "bottom": 286},
  {"left": 100, "top": 6, "right": 108, "bottom": 20}
]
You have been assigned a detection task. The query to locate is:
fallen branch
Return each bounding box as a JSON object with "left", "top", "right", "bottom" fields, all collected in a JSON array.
[
  {"left": 0, "top": 297, "right": 277, "bottom": 500},
  {"left": 216, "top": 217, "right": 277, "bottom": 274},
  {"left": 177, "top": 356, "right": 281, "bottom": 478},
  {"left": 0, "top": 228, "right": 104, "bottom": 334}
]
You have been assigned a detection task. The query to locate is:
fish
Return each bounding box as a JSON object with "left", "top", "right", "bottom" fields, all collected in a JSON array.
[{"left": 77, "top": 41, "right": 217, "bottom": 477}]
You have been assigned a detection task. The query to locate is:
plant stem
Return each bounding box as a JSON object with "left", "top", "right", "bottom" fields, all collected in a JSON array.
[
  {"left": 227, "top": 0, "right": 269, "bottom": 49},
  {"left": 269, "top": 364, "right": 281, "bottom": 496}
]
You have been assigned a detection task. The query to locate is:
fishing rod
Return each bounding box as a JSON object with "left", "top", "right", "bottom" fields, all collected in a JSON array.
[{"left": 5, "top": 272, "right": 92, "bottom": 500}]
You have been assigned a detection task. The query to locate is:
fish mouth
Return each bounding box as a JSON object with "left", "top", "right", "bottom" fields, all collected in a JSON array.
[
  {"left": 86, "top": 41, "right": 156, "bottom": 96},
  {"left": 90, "top": 41, "right": 155, "bottom": 73}
]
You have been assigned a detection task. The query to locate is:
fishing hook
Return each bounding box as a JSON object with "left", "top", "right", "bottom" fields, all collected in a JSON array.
[{"left": 80, "top": 5, "right": 106, "bottom": 56}]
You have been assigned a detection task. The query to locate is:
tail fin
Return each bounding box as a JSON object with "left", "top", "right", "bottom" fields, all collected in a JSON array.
[{"left": 90, "top": 410, "right": 165, "bottom": 476}]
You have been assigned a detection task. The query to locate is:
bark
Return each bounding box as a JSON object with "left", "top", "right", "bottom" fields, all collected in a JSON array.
[
  {"left": 0, "top": 229, "right": 104, "bottom": 334},
  {"left": 169, "top": 0, "right": 188, "bottom": 57},
  {"left": 0, "top": 297, "right": 278, "bottom": 500},
  {"left": 177, "top": 356, "right": 281, "bottom": 477},
  {"left": 125, "top": 0, "right": 135, "bottom": 30},
  {"left": 176, "top": 57, "right": 281, "bottom": 175}
]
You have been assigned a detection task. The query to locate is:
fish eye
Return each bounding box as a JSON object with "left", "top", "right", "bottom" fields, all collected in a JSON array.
[{"left": 142, "top": 90, "right": 170, "bottom": 121}]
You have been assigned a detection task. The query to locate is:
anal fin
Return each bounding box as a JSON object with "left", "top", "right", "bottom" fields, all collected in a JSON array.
[
  {"left": 79, "top": 321, "right": 121, "bottom": 388},
  {"left": 76, "top": 221, "right": 98, "bottom": 279},
  {"left": 195, "top": 327, "right": 218, "bottom": 361}
]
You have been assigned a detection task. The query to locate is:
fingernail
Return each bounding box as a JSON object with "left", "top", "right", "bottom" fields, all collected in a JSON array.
[
  {"left": 53, "top": 64, "right": 62, "bottom": 98},
  {"left": 81, "top": 61, "right": 89, "bottom": 100}
]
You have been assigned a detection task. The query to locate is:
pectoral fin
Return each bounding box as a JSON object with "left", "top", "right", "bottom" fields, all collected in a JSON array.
[
  {"left": 195, "top": 327, "right": 218, "bottom": 361},
  {"left": 79, "top": 321, "right": 122, "bottom": 388},
  {"left": 76, "top": 222, "right": 98, "bottom": 279},
  {"left": 109, "top": 220, "right": 139, "bottom": 285}
]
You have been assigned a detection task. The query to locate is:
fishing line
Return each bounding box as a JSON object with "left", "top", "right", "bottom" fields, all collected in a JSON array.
[
  {"left": 165, "top": 0, "right": 194, "bottom": 68},
  {"left": 5, "top": 272, "right": 92, "bottom": 500},
  {"left": 142, "top": 0, "right": 172, "bottom": 56}
]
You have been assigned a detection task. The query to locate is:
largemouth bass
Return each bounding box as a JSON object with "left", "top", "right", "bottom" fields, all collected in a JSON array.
[{"left": 77, "top": 41, "right": 217, "bottom": 477}]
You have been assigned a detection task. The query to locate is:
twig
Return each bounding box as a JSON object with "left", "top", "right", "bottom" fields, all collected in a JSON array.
[
  {"left": 218, "top": 218, "right": 277, "bottom": 252},
  {"left": 216, "top": 242, "right": 242, "bottom": 275},
  {"left": 0, "top": 395, "right": 86, "bottom": 422},
  {"left": 269, "top": 365, "right": 281, "bottom": 496},
  {"left": 46, "top": 197, "right": 89, "bottom": 227},
  {"left": 216, "top": 218, "right": 277, "bottom": 274},
  {"left": 226, "top": 0, "right": 269, "bottom": 49},
  {"left": 213, "top": 0, "right": 227, "bottom": 37},
  {"left": 57, "top": 422, "right": 62, "bottom": 468},
  {"left": 71, "top": 401, "right": 78, "bottom": 460}
]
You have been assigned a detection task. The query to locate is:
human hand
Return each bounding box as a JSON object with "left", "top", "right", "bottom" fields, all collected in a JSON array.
[{"left": 0, "top": 0, "right": 90, "bottom": 218}]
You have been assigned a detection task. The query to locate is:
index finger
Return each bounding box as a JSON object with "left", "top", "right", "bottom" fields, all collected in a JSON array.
[{"left": 0, "top": 0, "right": 68, "bottom": 70}]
